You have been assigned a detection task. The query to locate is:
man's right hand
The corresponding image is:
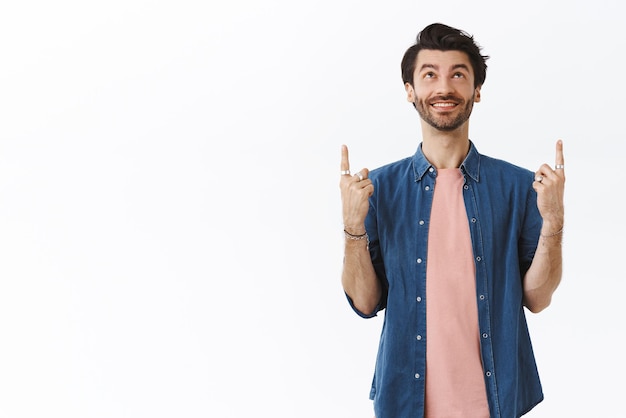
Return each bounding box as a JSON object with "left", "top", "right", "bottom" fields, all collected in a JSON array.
[{"left": 339, "top": 144, "right": 374, "bottom": 234}]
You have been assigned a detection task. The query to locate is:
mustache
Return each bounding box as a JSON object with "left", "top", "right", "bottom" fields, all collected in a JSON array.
[{"left": 429, "top": 95, "right": 462, "bottom": 104}]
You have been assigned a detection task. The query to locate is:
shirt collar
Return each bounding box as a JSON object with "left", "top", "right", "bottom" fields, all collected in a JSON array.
[
  {"left": 411, "top": 140, "right": 481, "bottom": 182},
  {"left": 460, "top": 141, "right": 480, "bottom": 182}
]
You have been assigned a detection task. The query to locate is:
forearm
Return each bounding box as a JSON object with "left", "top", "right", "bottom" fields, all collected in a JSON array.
[
  {"left": 342, "top": 237, "right": 382, "bottom": 316},
  {"left": 523, "top": 222, "right": 563, "bottom": 313},
  {"left": 525, "top": 140, "right": 566, "bottom": 313}
]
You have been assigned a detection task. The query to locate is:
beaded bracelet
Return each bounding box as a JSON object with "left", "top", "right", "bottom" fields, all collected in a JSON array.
[
  {"left": 344, "top": 229, "right": 369, "bottom": 246},
  {"left": 344, "top": 229, "right": 368, "bottom": 239}
]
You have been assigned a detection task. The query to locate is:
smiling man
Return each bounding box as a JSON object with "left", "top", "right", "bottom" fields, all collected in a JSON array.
[{"left": 339, "top": 23, "right": 565, "bottom": 417}]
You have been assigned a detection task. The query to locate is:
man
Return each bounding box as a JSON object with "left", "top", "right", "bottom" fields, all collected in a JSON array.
[{"left": 339, "top": 23, "right": 564, "bottom": 417}]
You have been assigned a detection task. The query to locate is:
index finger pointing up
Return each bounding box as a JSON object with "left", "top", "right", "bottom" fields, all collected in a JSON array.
[
  {"left": 341, "top": 144, "right": 350, "bottom": 173},
  {"left": 555, "top": 139, "right": 565, "bottom": 170}
]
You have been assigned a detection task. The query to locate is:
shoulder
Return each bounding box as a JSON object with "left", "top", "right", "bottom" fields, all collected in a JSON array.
[
  {"left": 479, "top": 153, "right": 534, "bottom": 181},
  {"left": 369, "top": 156, "right": 414, "bottom": 181}
]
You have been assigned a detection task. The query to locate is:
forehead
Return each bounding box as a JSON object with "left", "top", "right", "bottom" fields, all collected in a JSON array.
[{"left": 414, "top": 49, "right": 472, "bottom": 73}]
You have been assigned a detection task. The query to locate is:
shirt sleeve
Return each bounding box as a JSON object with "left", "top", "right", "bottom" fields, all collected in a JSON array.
[{"left": 518, "top": 178, "right": 543, "bottom": 276}]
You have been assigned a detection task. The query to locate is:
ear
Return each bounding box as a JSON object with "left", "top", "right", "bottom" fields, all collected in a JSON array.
[
  {"left": 405, "top": 82, "right": 415, "bottom": 103},
  {"left": 474, "top": 86, "right": 482, "bottom": 103}
]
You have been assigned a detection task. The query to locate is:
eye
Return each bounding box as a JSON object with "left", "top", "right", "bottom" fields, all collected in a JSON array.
[
  {"left": 453, "top": 72, "right": 465, "bottom": 79},
  {"left": 424, "top": 72, "right": 436, "bottom": 79}
]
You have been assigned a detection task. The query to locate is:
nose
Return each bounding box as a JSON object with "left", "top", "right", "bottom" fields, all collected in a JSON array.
[{"left": 434, "top": 77, "right": 454, "bottom": 96}]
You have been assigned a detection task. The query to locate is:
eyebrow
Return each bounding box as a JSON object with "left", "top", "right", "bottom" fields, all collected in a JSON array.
[{"left": 419, "top": 63, "right": 471, "bottom": 72}]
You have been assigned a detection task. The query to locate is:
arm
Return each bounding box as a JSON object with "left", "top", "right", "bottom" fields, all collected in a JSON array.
[
  {"left": 523, "top": 140, "right": 566, "bottom": 313},
  {"left": 342, "top": 233, "right": 382, "bottom": 316},
  {"left": 522, "top": 221, "right": 563, "bottom": 313},
  {"left": 339, "top": 145, "right": 381, "bottom": 316}
]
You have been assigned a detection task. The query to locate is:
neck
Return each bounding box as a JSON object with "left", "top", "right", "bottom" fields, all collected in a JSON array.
[{"left": 420, "top": 122, "right": 471, "bottom": 169}]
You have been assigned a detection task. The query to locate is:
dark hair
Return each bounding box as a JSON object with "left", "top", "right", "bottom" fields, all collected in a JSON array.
[{"left": 401, "top": 23, "right": 489, "bottom": 88}]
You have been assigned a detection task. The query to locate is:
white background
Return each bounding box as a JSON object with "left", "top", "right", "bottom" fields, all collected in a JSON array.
[{"left": 1, "top": 0, "right": 624, "bottom": 417}]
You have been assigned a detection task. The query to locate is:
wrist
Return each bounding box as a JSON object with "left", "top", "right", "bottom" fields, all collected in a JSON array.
[
  {"left": 540, "top": 227, "right": 563, "bottom": 239},
  {"left": 344, "top": 228, "right": 369, "bottom": 248},
  {"left": 540, "top": 220, "right": 564, "bottom": 237},
  {"left": 344, "top": 224, "right": 366, "bottom": 236}
]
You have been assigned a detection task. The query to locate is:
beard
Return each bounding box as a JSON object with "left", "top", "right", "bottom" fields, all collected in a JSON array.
[{"left": 415, "top": 94, "right": 475, "bottom": 131}]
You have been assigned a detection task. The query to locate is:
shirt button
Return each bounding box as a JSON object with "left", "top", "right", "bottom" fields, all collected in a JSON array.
[
  {"left": 476, "top": 256, "right": 482, "bottom": 262},
  {"left": 428, "top": 167, "right": 434, "bottom": 173},
  {"left": 419, "top": 220, "right": 425, "bottom": 225},
  {"left": 486, "top": 371, "right": 492, "bottom": 377},
  {"left": 482, "top": 333, "right": 488, "bottom": 338},
  {"left": 424, "top": 185, "right": 430, "bottom": 191},
  {"left": 479, "top": 294, "right": 485, "bottom": 300},
  {"left": 471, "top": 217, "right": 477, "bottom": 223},
  {"left": 416, "top": 335, "right": 422, "bottom": 341},
  {"left": 416, "top": 296, "right": 422, "bottom": 302},
  {"left": 416, "top": 258, "right": 423, "bottom": 264},
  {"left": 464, "top": 185, "right": 469, "bottom": 190},
  {"left": 415, "top": 373, "right": 420, "bottom": 379}
]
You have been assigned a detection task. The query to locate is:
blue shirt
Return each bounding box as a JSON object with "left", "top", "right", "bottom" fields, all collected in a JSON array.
[{"left": 347, "top": 142, "right": 544, "bottom": 418}]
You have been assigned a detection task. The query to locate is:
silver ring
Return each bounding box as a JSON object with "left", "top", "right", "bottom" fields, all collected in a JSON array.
[
  {"left": 356, "top": 172, "right": 364, "bottom": 181},
  {"left": 555, "top": 164, "right": 564, "bottom": 170},
  {"left": 535, "top": 175, "right": 543, "bottom": 183},
  {"left": 340, "top": 170, "right": 350, "bottom": 175}
]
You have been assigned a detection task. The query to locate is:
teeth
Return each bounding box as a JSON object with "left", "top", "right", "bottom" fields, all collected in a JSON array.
[{"left": 432, "top": 103, "right": 455, "bottom": 107}]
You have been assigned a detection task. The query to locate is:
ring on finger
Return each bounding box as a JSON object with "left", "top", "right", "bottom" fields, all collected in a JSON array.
[
  {"left": 555, "top": 164, "right": 564, "bottom": 170},
  {"left": 535, "top": 175, "right": 543, "bottom": 183},
  {"left": 355, "top": 172, "right": 364, "bottom": 181},
  {"left": 341, "top": 170, "right": 350, "bottom": 175}
]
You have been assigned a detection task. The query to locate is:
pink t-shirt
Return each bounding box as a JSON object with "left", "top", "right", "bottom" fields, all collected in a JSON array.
[{"left": 425, "top": 169, "right": 489, "bottom": 417}]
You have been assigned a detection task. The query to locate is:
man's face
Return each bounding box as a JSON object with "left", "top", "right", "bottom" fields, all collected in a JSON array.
[{"left": 406, "top": 49, "right": 481, "bottom": 131}]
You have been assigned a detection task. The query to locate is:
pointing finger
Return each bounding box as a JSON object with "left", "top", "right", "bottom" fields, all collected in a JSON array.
[
  {"left": 555, "top": 139, "right": 564, "bottom": 171},
  {"left": 341, "top": 144, "right": 351, "bottom": 175}
]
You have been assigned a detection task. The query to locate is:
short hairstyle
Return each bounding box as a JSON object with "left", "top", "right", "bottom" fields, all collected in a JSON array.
[{"left": 401, "top": 23, "right": 489, "bottom": 88}]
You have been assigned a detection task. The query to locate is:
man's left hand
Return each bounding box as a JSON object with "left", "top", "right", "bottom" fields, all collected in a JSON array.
[{"left": 533, "top": 140, "right": 566, "bottom": 231}]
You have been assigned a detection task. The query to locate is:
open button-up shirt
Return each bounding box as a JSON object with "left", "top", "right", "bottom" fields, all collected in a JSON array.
[{"left": 347, "top": 142, "right": 544, "bottom": 418}]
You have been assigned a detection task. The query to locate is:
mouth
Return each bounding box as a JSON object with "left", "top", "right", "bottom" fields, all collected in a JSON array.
[{"left": 430, "top": 101, "right": 458, "bottom": 111}]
